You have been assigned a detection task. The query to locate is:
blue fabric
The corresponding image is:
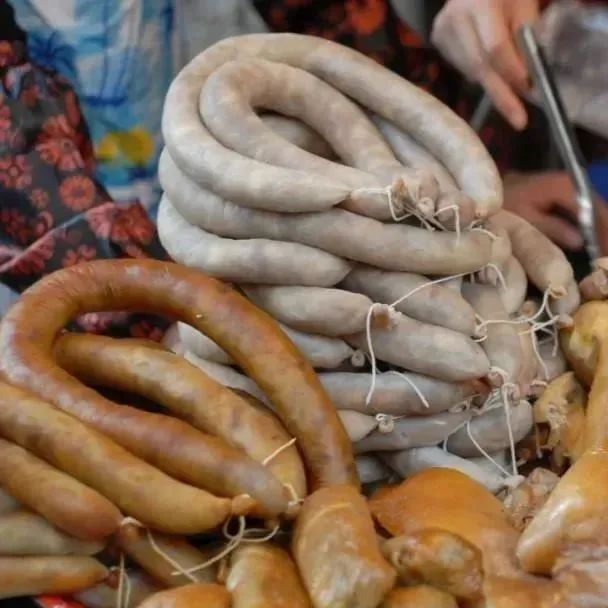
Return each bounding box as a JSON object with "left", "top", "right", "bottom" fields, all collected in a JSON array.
[
  {"left": 588, "top": 160, "right": 608, "bottom": 201},
  {"left": 11, "top": 0, "right": 174, "bottom": 211}
]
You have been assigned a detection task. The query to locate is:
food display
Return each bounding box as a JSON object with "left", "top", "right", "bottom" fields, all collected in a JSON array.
[{"left": 0, "top": 33, "right": 604, "bottom": 608}]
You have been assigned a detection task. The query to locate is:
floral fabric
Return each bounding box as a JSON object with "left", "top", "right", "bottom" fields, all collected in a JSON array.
[
  {"left": 11, "top": 0, "right": 174, "bottom": 212},
  {"left": 0, "top": 36, "right": 167, "bottom": 338}
]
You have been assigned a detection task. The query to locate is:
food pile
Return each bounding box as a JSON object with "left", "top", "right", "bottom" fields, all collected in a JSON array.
[
  {"left": 157, "top": 33, "right": 577, "bottom": 492},
  {"left": 0, "top": 33, "right": 606, "bottom": 608}
]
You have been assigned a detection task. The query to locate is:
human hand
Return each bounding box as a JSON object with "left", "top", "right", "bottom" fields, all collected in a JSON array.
[
  {"left": 503, "top": 171, "right": 584, "bottom": 250},
  {"left": 431, "top": 0, "right": 539, "bottom": 130}
]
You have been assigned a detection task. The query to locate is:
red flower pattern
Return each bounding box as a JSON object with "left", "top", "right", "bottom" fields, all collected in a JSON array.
[
  {"left": 86, "top": 204, "right": 114, "bottom": 239},
  {"left": 59, "top": 175, "right": 96, "bottom": 211},
  {"left": 4, "top": 234, "right": 54, "bottom": 275},
  {"left": 29, "top": 188, "right": 49, "bottom": 209},
  {"left": 31, "top": 211, "right": 53, "bottom": 238},
  {"left": 0, "top": 155, "right": 32, "bottom": 189},
  {"left": 37, "top": 138, "right": 84, "bottom": 171},
  {"left": 62, "top": 244, "right": 96, "bottom": 267},
  {"left": 40, "top": 115, "right": 75, "bottom": 141},
  {"left": 0, "top": 38, "right": 168, "bottom": 392},
  {"left": 1, "top": 207, "right": 30, "bottom": 244},
  {"left": 110, "top": 203, "right": 154, "bottom": 244}
]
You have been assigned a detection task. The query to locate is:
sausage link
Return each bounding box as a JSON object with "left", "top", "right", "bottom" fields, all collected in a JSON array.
[
  {"left": 0, "top": 556, "right": 107, "bottom": 599},
  {"left": 137, "top": 584, "right": 231, "bottom": 608},
  {"left": 0, "top": 511, "right": 105, "bottom": 556},
  {"left": 54, "top": 333, "right": 294, "bottom": 518},
  {"left": 0, "top": 438, "right": 120, "bottom": 540},
  {"left": 0, "top": 259, "right": 356, "bottom": 489},
  {"left": 226, "top": 543, "right": 311, "bottom": 608},
  {"left": 116, "top": 522, "right": 218, "bottom": 587},
  {"left": 0, "top": 382, "right": 235, "bottom": 535}
]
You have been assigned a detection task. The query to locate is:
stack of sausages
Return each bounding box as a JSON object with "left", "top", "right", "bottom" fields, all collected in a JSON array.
[
  {"left": 157, "top": 33, "right": 578, "bottom": 492},
  {"left": 0, "top": 258, "right": 400, "bottom": 606}
]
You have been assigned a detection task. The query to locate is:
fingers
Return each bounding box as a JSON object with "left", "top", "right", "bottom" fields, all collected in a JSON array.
[
  {"left": 472, "top": 8, "right": 529, "bottom": 93},
  {"left": 478, "top": 67, "right": 528, "bottom": 130},
  {"left": 432, "top": 0, "right": 540, "bottom": 130},
  {"left": 533, "top": 172, "right": 579, "bottom": 216},
  {"left": 531, "top": 214, "right": 583, "bottom": 251},
  {"left": 432, "top": 11, "right": 481, "bottom": 82}
]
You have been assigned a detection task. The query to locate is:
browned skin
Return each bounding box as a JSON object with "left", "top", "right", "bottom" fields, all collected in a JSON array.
[
  {"left": 579, "top": 266, "right": 608, "bottom": 301},
  {"left": 0, "top": 438, "right": 120, "bottom": 541},
  {"left": 6, "top": 341, "right": 273, "bottom": 511},
  {"left": 54, "top": 333, "right": 307, "bottom": 512},
  {"left": 235, "top": 391, "right": 307, "bottom": 504},
  {"left": 0, "top": 381, "right": 235, "bottom": 535},
  {"left": 0, "top": 259, "right": 356, "bottom": 490},
  {"left": 533, "top": 373, "right": 586, "bottom": 469},
  {"left": 369, "top": 469, "right": 550, "bottom": 605},
  {"left": 293, "top": 485, "right": 395, "bottom": 608},
  {"left": 0, "top": 556, "right": 108, "bottom": 599},
  {"left": 0, "top": 511, "right": 105, "bottom": 556},
  {"left": 380, "top": 586, "right": 458, "bottom": 608},
  {"left": 137, "top": 584, "right": 231, "bottom": 608},
  {"left": 226, "top": 543, "right": 311, "bottom": 608},
  {"left": 382, "top": 529, "right": 483, "bottom": 603},
  {"left": 517, "top": 446, "right": 608, "bottom": 575},
  {"left": 115, "top": 523, "right": 217, "bottom": 587},
  {"left": 503, "top": 468, "right": 560, "bottom": 533}
]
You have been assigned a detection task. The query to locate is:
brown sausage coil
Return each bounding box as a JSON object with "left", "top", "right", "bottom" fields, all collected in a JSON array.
[
  {"left": 0, "top": 381, "right": 238, "bottom": 535},
  {"left": 0, "top": 259, "right": 356, "bottom": 489},
  {"left": 0, "top": 438, "right": 120, "bottom": 541},
  {"left": 54, "top": 332, "right": 307, "bottom": 511}
]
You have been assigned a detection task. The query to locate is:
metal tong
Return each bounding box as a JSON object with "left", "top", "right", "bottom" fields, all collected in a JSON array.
[{"left": 518, "top": 23, "right": 599, "bottom": 261}]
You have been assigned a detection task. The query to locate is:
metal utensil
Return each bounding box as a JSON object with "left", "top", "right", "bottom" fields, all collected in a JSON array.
[{"left": 518, "top": 23, "right": 599, "bottom": 261}]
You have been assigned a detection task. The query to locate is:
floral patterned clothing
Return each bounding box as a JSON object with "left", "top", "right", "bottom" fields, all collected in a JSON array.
[
  {"left": 0, "top": 24, "right": 167, "bottom": 338},
  {"left": 11, "top": 0, "right": 174, "bottom": 212}
]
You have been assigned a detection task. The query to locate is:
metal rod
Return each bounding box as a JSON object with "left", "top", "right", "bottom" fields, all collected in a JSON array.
[{"left": 518, "top": 24, "right": 599, "bottom": 261}]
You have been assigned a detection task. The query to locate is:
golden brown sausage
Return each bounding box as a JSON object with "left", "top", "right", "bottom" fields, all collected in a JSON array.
[
  {"left": 234, "top": 392, "right": 307, "bottom": 504},
  {"left": 517, "top": 446, "right": 608, "bottom": 575},
  {"left": 115, "top": 522, "right": 218, "bottom": 587},
  {"left": 0, "top": 259, "right": 355, "bottom": 489},
  {"left": 136, "top": 583, "right": 231, "bottom": 608},
  {"left": 382, "top": 529, "right": 483, "bottom": 603},
  {"left": 293, "top": 485, "right": 395, "bottom": 608},
  {"left": 226, "top": 543, "right": 311, "bottom": 607},
  {"left": 0, "top": 511, "right": 105, "bottom": 556},
  {"left": 13, "top": 328, "right": 273, "bottom": 514},
  {"left": 369, "top": 470, "right": 522, "bottom": 585},
  {"left": 380, "top": 586, "right": 458, "bottom": 608},
  {"left": 54, "top": 333, "right": 306, "bottom": 511},
  {"left": 0, "top": 437, "right": 120, "bottom": 540},
  {"left": 0, "top": 381, "right": 238, "bottom": 535},
  {"left": 0, "top": 556, "right": 108, "bottom": 599}
]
